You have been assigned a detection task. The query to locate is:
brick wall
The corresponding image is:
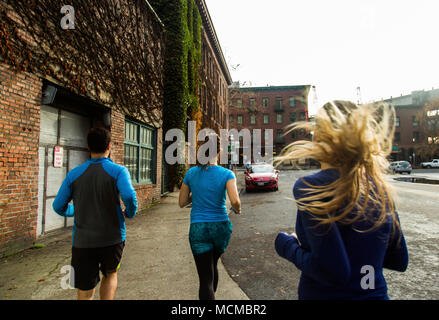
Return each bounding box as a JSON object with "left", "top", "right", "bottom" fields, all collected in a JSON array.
[
  {"left": 111, "top": 109, "right": 162, "bottom": 212},
  {"left": 0, "top": 62, "right": 42, "bottom": 257}
]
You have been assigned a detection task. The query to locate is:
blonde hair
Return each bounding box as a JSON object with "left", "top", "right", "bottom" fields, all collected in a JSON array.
[{"left": 276, "top": 100, "right": 399, "bottom": 234}]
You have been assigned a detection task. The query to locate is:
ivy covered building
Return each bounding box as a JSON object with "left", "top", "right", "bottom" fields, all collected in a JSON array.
[
  {"left": 0, "top": 0, "right": 233, "bottom": 257},
  {"left": 150, "top": 0, "right": 232, "bottom": 190},
  {"left": 0, "top": 0, "right": 166, "bottom": 256}
]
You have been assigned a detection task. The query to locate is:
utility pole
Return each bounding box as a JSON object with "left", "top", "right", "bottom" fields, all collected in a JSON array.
[{"left": 356, "top": 86, "right": 362, "bottom": 105}]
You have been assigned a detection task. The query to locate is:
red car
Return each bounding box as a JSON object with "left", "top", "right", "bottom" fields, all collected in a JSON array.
[{"left": 245, "top": 164, "right": 279, "bottom": 192}]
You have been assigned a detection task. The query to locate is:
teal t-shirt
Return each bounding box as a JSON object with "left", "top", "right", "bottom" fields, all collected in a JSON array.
[{"left": 183, "top": 165, "right": 236, "bottom": 224}]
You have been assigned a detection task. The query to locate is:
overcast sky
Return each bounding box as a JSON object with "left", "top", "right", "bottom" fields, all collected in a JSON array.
[{"left": 205, "top": 0, "right": 439, "bottom": 114}]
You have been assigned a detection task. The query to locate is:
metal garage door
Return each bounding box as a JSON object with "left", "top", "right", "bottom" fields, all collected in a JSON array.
[{"left": 37, "top": 105, "right": 91, "bottom": 235}]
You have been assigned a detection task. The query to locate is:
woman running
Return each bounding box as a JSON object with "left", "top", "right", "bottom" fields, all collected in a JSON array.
[
  {"left": 275, "top": 100, "right": 409, "bottom": 299},
  {"left": 179, "top": 133, "right": 241, "bottom": 300}
]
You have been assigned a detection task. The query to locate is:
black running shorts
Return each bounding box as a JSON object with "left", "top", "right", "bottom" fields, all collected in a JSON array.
[{"left": 71, "top": 242, "right": 125, "bottom": 291}]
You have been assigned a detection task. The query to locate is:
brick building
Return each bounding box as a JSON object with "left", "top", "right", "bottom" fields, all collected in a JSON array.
[
  {"left": 228, "top": 85, "right": 311, "bottom": 164},
  {"left": 385, "top": 88, "right": 439, "bottom": 165},
  {"left": 0, "top": 1, "right": 165, "bottom": 256},
  {"left": 197, "top": 0, "right": 232, "bottom": 132}
]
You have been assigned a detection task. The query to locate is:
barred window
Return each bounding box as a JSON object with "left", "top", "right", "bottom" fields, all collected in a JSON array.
[
  {"left": 262, "top": 98, "right": 269, "bottom": 108},
  {"left": 124, "top": 120, "right": 156, "bottom": 184}
]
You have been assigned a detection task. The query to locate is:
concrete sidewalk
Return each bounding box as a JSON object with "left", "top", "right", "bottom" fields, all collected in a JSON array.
[{"left": 0, "top": 192, "right": 249, "bottom": 300}]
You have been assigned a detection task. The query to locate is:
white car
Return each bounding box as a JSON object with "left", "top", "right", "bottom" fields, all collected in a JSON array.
[
  {"left": 421, "top": 159, "right": 439, "bottom": 168},
  {"left": 389, "top": 161, "right": 412, "bottom": 174}
]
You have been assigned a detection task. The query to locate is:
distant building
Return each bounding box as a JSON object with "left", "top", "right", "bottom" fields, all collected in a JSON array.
[
  {"left": 384, "top": 88, "right": 439, "bottom": 164},
  {"left": 228, "top": 85, "right": 311, "bottom": 164}
]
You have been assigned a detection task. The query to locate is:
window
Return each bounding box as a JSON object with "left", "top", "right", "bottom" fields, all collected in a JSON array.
[
  {"left": 289, "top": 97, "right": 296, "bottom": 107},
  {"left": 276, "top": 113, "right": 283, "bottom": 123},
  {"left": 262, "top": 98, "right": 269, "bottom": 108},
  {"left": 249, "top": 98, "right": 256, "bottom": 108},
  {"left": 413, "top": 131, "right": 419, "bottom": 143},
  {"left": 299, "top": 128, "right": 306, "bottom": 136},
  {"left": 237, "top": 115, "right": 243, "bottom": 124},
  {"left": 229, "top": 115, "right": 234, "bottom": 123},
  {"left": 412, "top": 116, "right": 419, "bottom": 127},
  {"left": 299, "top": 112, "right": 306, "bottom": 121},
  {"left": 275, "top": 97, "right": 283, "bottom": 108},
  {"left": 276, "top": 129, "right": 283, "bottom": 138},
  {"left": 229, "top": 99, "right": 233, "bottom": 107},
  {"left": 396, "top": 116, "right": 400, "bottom": 127},
  {"left": 291, "top": 131, "right": 297, "bottom": 139},
  {"left": 290, "top": 112, "right": 296, "bottom": 123},
  {"left": 124, "top": 120, "right": 155, "bottom": 184},
  {"left": 250, "top": 114, "right": 256, "bottom": 125},
  {"left": 237, "top": 99, "right": 242, "bottom": 108},
  {"left": 394, "top": 132, "right": 400, "bottom": 143},
  {"left": 263, "top": 114, "right": 269, "bottom": 124}
]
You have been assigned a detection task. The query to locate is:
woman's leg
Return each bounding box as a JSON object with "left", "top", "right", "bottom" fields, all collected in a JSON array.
[
  {"left": 213, "top": 250, "right": 222, "bottom": 293},
  {"left": 193, "top": 250, "right": 216, "bottom": 300}
]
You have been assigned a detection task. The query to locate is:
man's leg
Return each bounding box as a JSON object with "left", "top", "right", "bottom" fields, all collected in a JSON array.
[
  {"left": 77, "top": 288, "right": 95, "bottom": 300},
  {"left": 71, "top": 246, "right": 100, "bottom": 300},
  {"left": 99, "top": 242, "right": 124, "bottom": 300},
  {"left": 100, "top": 271, "right": 118, "bottom": 300}
]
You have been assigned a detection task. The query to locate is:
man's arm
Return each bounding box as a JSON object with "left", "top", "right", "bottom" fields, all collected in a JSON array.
[
  {"left": 117, "top": 167, "right": 138, "bottom": 218},
  {"left": 53, "top": 175, "right": 74, "bottom": 217}
]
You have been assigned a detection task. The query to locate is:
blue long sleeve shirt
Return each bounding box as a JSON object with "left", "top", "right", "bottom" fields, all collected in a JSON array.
[
  {"left": 275, "top": 168, "right": 409, "bottom": 300},
  {"left": 53, "top": 157, "right": 137, "bottom": 248}
]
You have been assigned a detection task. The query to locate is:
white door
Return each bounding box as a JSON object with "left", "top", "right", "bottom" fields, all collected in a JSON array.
[{"left": 37, "top": 105, "right": 90, "bottom": 235}]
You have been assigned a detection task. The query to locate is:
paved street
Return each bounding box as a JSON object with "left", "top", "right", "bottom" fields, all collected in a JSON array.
[{"left": 222, "top": 169, "right": 439, "bottom": 300}]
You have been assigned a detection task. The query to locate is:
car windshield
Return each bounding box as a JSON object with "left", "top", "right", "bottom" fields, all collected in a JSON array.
[
  {"left": 400, "top": 162, "right": 410, "bottom": 166},
  {"left": 250, "top": 165, "right": 274, "bottom": 173}
]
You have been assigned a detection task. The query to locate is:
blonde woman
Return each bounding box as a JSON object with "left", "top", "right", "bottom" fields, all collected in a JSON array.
[{"left": 275, "top": 100, "right": 408, "bottom": 300}]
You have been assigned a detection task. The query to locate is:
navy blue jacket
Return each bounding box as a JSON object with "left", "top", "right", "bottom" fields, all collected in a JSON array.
[
  {"left": 275, "top": 168, "right": 409, "bottom": 300},
  {"left": 53, "top": 157, "right": 137, "bottom": 248}
]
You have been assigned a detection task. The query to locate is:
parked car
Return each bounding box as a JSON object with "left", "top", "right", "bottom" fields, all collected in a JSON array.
[
  {"left": 389, "top": 161, "right": 412, "bottom": 174},
  {"left": 421, "top": 159, "right": 439, "bottom": 168},
  {"left": 245, "top": 164, "right": 279, "bottom": 192}
]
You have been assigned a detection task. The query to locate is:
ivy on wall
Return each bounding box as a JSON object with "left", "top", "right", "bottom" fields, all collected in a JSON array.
[
  {"left": 0, "top": 0, "right": 165, "bottom": 126},
  {"left": 150, "top": 0, "right": 202, "bottom": 189}
]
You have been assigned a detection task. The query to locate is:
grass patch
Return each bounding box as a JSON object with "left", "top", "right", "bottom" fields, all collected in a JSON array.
[{"left": 32, "top": 243, "right": 46, "bottom": 249}]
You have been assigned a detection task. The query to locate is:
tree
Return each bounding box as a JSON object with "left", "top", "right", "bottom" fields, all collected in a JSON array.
[{"left": 415, "top": 98, "right": 439, "bottom": 160}]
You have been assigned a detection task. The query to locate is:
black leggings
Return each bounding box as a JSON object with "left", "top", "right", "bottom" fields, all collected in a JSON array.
[{"left": 193, "top": 250, "right": 222, "bottom": 300}]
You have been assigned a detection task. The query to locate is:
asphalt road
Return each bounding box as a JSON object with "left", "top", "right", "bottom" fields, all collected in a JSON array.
[{"left": 222, "top": 169, "right": 439, "bottom": 300}]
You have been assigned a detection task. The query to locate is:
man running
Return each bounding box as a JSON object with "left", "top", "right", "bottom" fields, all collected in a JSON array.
[{"left": 53, "top": 127, "right": 137, "bottom": 300}]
